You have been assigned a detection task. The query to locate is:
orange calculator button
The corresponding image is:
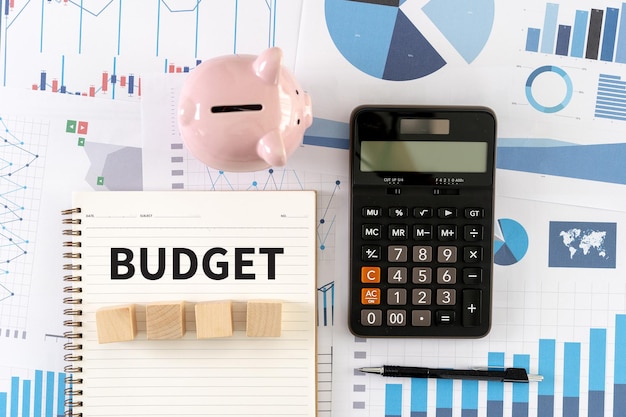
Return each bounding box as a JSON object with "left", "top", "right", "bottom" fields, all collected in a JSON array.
[
  {"left": 361, "top": 288, "right": 381, "bottom": 305},
  {"left": 361, "top": 266, "right": 381, "bottom": 283}
]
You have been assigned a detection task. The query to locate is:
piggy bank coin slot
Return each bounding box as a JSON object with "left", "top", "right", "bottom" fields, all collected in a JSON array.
[{"left": 211, "top": 104, "right": 263, "bottom": 113}]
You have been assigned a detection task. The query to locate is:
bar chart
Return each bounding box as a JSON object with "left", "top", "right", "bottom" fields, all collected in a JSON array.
[
  {"left": 595, "top": 74, "right": 626, "bottom": 122},
  {"left": 0, "top": 370, "right": 66, "bottom": 417},
  {"left": 378, "top": 314, "right": 626, "bottom": 417},
  {"left": 525, "top": 3, "right": 626, "bottom": 62}
]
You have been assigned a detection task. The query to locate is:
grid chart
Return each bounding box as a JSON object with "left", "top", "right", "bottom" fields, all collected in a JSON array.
[{"left": 0, "top": 114, "right": 48, "bottom": 338}]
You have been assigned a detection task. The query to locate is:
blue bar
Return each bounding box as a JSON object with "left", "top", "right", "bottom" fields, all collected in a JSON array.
[
  {"left": 22, "top": 379, "right": 31, "bottom": 417},
  {"left": 410, "top": 378, "right": 428, "bottom": 417},
  {"left": 128, "top": 75, "right": 135, "bottom": 95},
  {"left": 615, "top": 315, "right": 626, "bottom": 416},
  {"left": 601, "top": 8, "right": 619, "bottom": 61},
  {"left": 571, "top": 10, "right": 588, "bottom": 58},
  {"left": 487, "top": 352, "right": 504, "bottom": 417},
  {"left": 34, "top": 370, "right": 43, "bottom": 417},
  {"left": 0, "top": 393, "right": 7, "bottom": 416},
  {"left": 538, "top": 339, "right": 555, "bottom": 417},
  {"left": 57, "top": 373, "right": 66, "bottom": 417},
  {"left": 616, "top": 3, "right": 626, "bottom": 63},
  {"left": 111, "top": 74, "right": 117, "bottom": 84},
  {"left": 512, "top": 354, "right": 530, "bottom": 417},
  {"left": 526, "top": 28, "right": 541, "bottom": 52},
  {"left": 541, "top": 3, "right": 559, "bottom": 54},
  {"left": 589, "top": 328, "right": 606, "bottom": 417},
  {"left": 40, "top": 72, "right": 46, "bottom": 91},
  {"left": 563, "top": 342, "right": 581, "bottom": 417},
  {"left": 461, "top": 380, "right": 478, "bottom": 417},
  {"left": 556, "top": 25, "right": 571, "bottom": 55},
  {"left": 385, "top": 383, "right": 402, "bottom": 417},
  {"left": 436, "top": 379, "right": 453, "bottom": 417},
  {"left": 4, "top": 0, "right": 9, "bottom": 15},
  {"left": 45, "top": 372, "right": 54, "bottom": 417},
  {"left": 11, "top": 377, "right": 19, "bottom": 417}
]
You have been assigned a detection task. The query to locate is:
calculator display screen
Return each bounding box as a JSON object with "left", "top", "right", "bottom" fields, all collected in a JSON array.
[{"left": 360, "top": 141, "right": 488, "bottom": 173}]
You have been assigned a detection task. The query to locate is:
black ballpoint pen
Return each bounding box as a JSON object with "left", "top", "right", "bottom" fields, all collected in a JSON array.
[{"left": 359, "top": 366, "right": 543, "bottom": 383}]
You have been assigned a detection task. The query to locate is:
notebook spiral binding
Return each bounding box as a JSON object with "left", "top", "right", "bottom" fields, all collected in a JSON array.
[{"left": 62, "top": 207, "right": 84, "bottom": 417}]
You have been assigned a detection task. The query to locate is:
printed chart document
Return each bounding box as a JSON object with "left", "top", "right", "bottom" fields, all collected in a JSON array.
[{"left": 62, "top": 190, "right": 317, "bottom": 417}]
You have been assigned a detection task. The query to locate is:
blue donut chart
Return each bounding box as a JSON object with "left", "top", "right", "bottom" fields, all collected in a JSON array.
[{"left": 525, "top": 65, "right": 573, "bottom": 113}]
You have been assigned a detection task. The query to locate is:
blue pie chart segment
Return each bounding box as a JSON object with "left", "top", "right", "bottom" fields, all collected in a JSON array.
[
  {"left": 325, "top": 0, "right": 494, "bottom": 81},
  {"left": 494, "top": 218, "right": 529, "bottom": 266}
]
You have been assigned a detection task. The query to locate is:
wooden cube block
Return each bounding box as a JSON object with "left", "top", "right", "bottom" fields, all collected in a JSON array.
[
  {"left": 95, "top": 304, "right": 137, "bottom": 344},
  {"left": 195, "top": 301, "right": 233, "bottom": 339},
  {"left": 246, "top": 300, "right": 282, "bottom": 337},
  {"left": 146, "top": 301, "right": 186, "bottom": 339}
]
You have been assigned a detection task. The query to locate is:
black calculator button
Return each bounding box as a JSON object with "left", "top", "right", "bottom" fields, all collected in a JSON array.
[
  {"left": 413, "top": 207, "right": 433, "bottom": 218},
  {"left": 413, "top": 225, "right": 433, "bottom": 240},
  {"left": 361, "top": 245, "right": 382, "bottom": 261},
  {"left": 437, "top": 225, "right": 457, "bottom": 241},
  {"left": 463, "top": 268, "right": 482, "bottom": 284},
  {"left": 361, "top": 309, "right": 383, "bottom": 326},
  {"left": 436, "top": 311, "right": 455, "bottom": 325},
  {"left": 464, "top": 246, "right": 483, "bottom": 263},
  {"left": 438, "top": 208, "right": 457, "bottom": 218},
  {"left": 412, "top": 310, "right": 432, "bottom": 326},
  {"left": 362, "top": 207, "right": 383, "bottom": 217},
  {"left": 465, "top": 208, "right": 484, "bottom": 219},
  {"left": 389, "top": 225, "right": 409, "bottom": 240},
  {"left": 464, "top": 225, "right": 483, "bottom": 241},
  {"left": 362, "top": 224, "right": 382, "bottom": 240},
  {"left": 389, "top": 207, "right": 409, "bottom": 218},
  {"left": 462, "top": 289, "right": 482, "bottom": 326}
]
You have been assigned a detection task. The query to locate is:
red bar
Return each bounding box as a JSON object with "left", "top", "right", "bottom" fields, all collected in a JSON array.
[
  {"left": 101, "top": 72, "right": 108, "bottom": 92},
  {"left": 138, "top": 77, "right": 142, "bottom": 96},
  {"left": 168, "top": 64, "right": 175, "bottom": 73},
  {"left": 31, "top": 84, "right": 38, "bottom": 90},
  {"left": 89, "top": 86, "right": 95, "bottom": 97},
  {"left": 120, "top": 75, "right": 126, "bottom": 87},
  {"left": 176, "top": 67, "right": 182, "bottom": 73},
  {"left": 52, "top": 79, "right": 59, "bottom": 92},
  {"left": 10, "top": 0, "right": 15, "bottom": 9}
]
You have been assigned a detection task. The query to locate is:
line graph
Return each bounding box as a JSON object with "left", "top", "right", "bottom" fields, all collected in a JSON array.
[
  {"left": 1, "top": 0, "right": 297, "bottom": 98},
  {"left": 0, "top": 114, "right": 47, "bottom": 336}
]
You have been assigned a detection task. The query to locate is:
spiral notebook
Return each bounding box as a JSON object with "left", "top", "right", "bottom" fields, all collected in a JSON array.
[{"left": 62, "top": 191, "right": 317, "bottom": 417}]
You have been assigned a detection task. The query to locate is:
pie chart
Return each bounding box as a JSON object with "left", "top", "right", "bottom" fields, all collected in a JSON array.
[
  {"left": 325, "top": 0, "right": 494, "bottom": 81},
  {"left": 494, "top": 218, "right": 529, "bottom": 266}
]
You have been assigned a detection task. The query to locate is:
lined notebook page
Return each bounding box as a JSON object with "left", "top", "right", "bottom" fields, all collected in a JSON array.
[{"left": 71, "top": 191, "right": 317, "bottom": 417}]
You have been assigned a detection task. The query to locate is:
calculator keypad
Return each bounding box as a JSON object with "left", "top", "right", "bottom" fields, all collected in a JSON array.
[{"left": 351, "top": 197, "right": 492, "bottom": 338}]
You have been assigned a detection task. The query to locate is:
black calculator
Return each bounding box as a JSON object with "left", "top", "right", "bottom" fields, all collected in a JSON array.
[{"left": 349, "top": 106, "right": 496, "bottom": 338}]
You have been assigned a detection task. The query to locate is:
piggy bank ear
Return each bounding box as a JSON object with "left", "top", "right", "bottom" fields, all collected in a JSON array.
[
  {"left": 257, "top": 130, "right": 287, "bottom": 167},
  {"left": 253, "top": 47, "right": 282, "bottom": 85}
]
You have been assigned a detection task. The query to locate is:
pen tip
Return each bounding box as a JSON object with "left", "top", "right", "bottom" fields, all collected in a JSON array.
[
  {"left": 528, "top": 374, "right": 544, "bottom": 382},
  {"left": 358, "top": 367, "right": 381, "bottom": 374}
]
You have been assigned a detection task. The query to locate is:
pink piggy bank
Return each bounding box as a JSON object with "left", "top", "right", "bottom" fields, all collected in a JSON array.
[{"left": 177, "top": 47, "right": 313, "bottom": 172}]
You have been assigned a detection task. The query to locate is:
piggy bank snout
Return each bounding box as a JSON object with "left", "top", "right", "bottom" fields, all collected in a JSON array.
[{"left": 302, "top": 93, "right": 313, "bottom": 128}]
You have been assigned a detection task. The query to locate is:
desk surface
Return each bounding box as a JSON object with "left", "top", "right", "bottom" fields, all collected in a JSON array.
[{"left": 1, "top": 1, "right": 625, "bottom": 417}]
